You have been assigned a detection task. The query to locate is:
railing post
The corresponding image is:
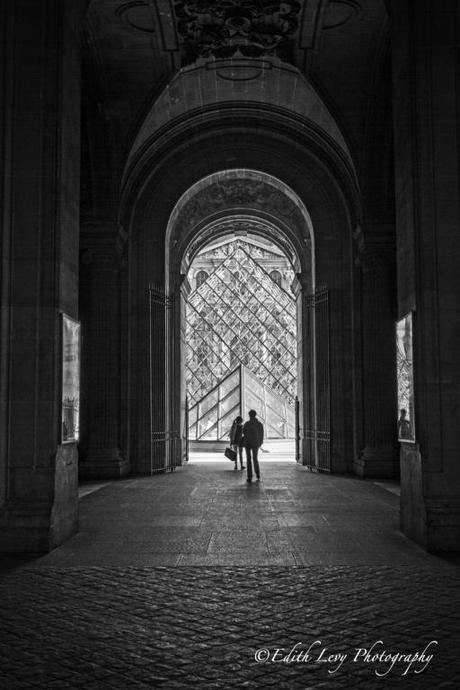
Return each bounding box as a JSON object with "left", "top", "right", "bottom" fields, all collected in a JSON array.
[
  {"left": 185, "top": 395, "right": 189, "bottom": 462},
  {"left": 295, "top": 395, "right": 300, "bottom": 463}
]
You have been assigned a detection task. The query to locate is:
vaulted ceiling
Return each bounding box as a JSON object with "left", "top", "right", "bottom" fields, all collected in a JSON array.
[{"left": 81, "top": 0, "right": 392, "bottom": 224}]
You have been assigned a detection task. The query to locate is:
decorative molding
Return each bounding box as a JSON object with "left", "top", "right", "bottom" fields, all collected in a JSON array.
[
  {"left": 114, "top": 0, "right": 360, "bottom": 66},
  {"left": 115, "top": 0, "right": 180, "bottom": 56},
  {"left": 322, "top": 0, "right": 361, "bottom": 31},
  {"left": 199, "top": 242, "right": 282, "bottom": 262},
  {"left": 121, "top": 100, "right": 359, "bottom": 228},
  {"left": 151, "top": 0, "right": 180, "bottom": 51},
  {"left": 174, "top": 177, "right": 306, "bottom": 245},
  {"left": 116, "top": 2, "right": 156, "bottom": 33},
  {"left": 183, "top": 213, "right": 300, "bottom": 273},
  {"left": 298, "top": 0, "right": 361, "bottom": 54},
  {"left": 173, "top": 0, "right": 301, "bottom": 64},
  {"left": 214, "top": 62, "right": 264, "bottom": 81},
  {"left": 298, "top": 0, "right": 326, "bottom": 50}
]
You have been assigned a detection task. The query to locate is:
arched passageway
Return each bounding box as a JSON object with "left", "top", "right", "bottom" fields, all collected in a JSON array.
[
  {"left": 165, "top": 169, "right": 313, "bottom": 469},
  {"left": 115, "top": 56, "right": 375, "bottom": 479},
  {"left": 3, "top": 0, "right": 460, "bottom": 562},
  {"left": 183, "top": 231, "right": 299, "bottom": 455}
]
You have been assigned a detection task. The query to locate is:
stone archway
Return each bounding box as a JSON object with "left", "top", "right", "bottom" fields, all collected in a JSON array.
[
  {"left": 118, "top": 58, "right": 363, "bottom": 476},
  {"left": 121, "top": 132, "right": 360, "bottom": 474},
  {"left": 165, "top": 169, "right": 314, "bottom": 468}
]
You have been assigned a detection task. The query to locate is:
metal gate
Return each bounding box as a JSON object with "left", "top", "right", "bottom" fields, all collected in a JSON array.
[
  {"left": 149, "top": 284, "right": 176, "bottom": 473},
  {"left": 184, "top": 395, "right": 189, "bottom": 462},
  {"left": 295, "top": 396, "right": 301, "bottom": 462},
  {"left": 304, "top": 287, "right": 331, "bottom": 472}
]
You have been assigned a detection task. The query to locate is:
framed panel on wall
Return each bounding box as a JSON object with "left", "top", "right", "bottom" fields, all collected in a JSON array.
[
  {"left": 61, "top": 314, "right": 81, "bottom": 443},
  {"left": 396, "top": 312, "right": 415, "bottom": 442}
]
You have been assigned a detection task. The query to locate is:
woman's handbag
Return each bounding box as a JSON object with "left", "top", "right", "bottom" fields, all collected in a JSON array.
[{"left": 224, "top": 447, "right": 237, "bottom": 461}]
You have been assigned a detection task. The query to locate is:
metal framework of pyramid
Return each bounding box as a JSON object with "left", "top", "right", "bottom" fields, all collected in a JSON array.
[
  {"left": 185, "top": 241, "right": 297, "bottom": 415},
  {"left": 188, "top": 365, "right": 296, "bottom": 442}
]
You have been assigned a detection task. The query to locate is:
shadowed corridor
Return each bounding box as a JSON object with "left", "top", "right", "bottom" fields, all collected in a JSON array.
[
  {"left": 30, "top": 461, "right": 444, "bottom": 567},
  {"left": 1, "top": 462, "right": 460, "bottom": 688}
]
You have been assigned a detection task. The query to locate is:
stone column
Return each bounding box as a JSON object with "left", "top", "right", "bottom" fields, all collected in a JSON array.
[
  {"left": 178, "top": 276, "right": 191, "bottom": 464},
  {"left": 79, "top": 242, "right": 130, "bottom": 479},
  {"left": 0, "top": 0, "right": 82, "bottom": 551},
  {"left": 291, "top": 272, "right": 313, "bottom": 466},
  {"left": 391, "top": 0, "right": 460, "bottom": 551},
  {"left": 354, "top": 235, "right": 399, "bottom": 478}
]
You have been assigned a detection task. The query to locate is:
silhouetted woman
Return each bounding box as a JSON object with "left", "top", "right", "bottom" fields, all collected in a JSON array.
[{"left": 229, "top": 416, "right": 245, "bottom": 471}]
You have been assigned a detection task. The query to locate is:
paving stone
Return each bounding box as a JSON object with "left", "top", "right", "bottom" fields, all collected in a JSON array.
[
  {"left": 1, "top": 564, "right": 459, "bottom": 688},
  {"left": 1, "top": 461, "right": 460, "bottom": 688}
]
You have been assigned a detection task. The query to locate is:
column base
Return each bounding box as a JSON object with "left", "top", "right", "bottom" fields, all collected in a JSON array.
[
  {"left": 400, "top": 444, "right": 425, "bottom": 547},
  {"left": 0, "top": 445, "right": 79, "bottom": 553},
  {"left": 400, "top": 445, "right": 460, "bottom": 553},
  {"left": 354, "top": 445, "right": 400, "bottom": 479},
  {"left": 0, "top": 498, "right": 78, "bottom": 553},
  {"left": 50, "top": 444, "right": 79, "bottom": 548},
  {"left": 0, "top": 503, "right": 55, "bottom": 552},
  {"left": 425, "top": 500, "right": 460, "bottom": 553},
  {"left": 79, "top": 448, "right": 130, "bottom": 479}
]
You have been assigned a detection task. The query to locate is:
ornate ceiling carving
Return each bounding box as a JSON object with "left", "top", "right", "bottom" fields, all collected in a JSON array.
[
  {"left": 83, "top": 1, "right": 387, "bottom": 223},
  {"left": 112, "top": 0, "right": 363, "bottom": 59},
  {"left": 173, "top": 0, "right": 302, "bottom": 64}
]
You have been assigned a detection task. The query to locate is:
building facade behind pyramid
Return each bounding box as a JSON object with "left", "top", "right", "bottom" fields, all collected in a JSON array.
[{"left": 185, "top": 241, "right": 297, "bottom": 410}]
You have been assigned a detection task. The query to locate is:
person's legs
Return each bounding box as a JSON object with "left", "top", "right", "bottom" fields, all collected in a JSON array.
[
  {"left": 253, "top": 446, "right": 260, "bottom": 479},
  {"left": 232, "top": 444, "right": 238, "bottom": 469},
  {"left": 245, "top": 446, "right": 252, "bottom": 481},
  {"left": 239, "top": 446, "right": 245, "bottom": 469}
]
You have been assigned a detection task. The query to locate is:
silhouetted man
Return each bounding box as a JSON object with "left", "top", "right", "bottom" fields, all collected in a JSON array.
[
  {"left": 398, "top": 408, "right": 412, "bottom": 440},
  {"left": 243, "top": 410, "right": 264, "bottom": 482}
]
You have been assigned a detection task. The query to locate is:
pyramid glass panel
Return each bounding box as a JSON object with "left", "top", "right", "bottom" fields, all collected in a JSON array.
[
  {"left": 188, "top": 365, "right": 295, "bottom": 441},
  {"left": 185, "top": 241, "right": 297, "bottom": 412}
]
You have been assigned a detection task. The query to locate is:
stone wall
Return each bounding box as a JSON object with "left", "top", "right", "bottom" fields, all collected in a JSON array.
[
  {"left": 392, "top": 0, "right": 460, "bottom": 551},
  {"left": 0, "top": 0, "right": 81, "bottom": 551}
]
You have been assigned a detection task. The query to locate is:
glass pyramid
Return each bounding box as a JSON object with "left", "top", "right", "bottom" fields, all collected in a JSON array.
[
  {"left": 188, "top": 365, "right": 296, "bottom": 441},
  {"left": 185, "top": 241, "right": 297, "bottom": 410}
]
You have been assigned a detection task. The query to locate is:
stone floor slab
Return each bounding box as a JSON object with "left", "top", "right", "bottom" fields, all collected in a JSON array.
[{"left": 1, "top": 461, "right": 459, "bottom": 688}]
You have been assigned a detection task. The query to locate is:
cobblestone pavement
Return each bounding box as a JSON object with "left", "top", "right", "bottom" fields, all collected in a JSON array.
[
  {"left": 1, "top": 462, "right": 459, "bottom": 689},
  {"left": 1, "top": 565, "right": 460, "bottom": 689}
]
